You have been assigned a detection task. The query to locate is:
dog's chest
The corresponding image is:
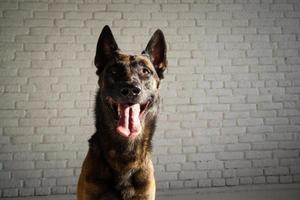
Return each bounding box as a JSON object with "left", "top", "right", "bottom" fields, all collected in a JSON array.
[{"left": 107, "top": 149, "right": 141, "bottom": 172}]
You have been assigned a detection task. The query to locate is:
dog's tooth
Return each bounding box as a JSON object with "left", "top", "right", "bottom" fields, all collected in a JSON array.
[{"left": 118, "top": 104, "right": 121, "bottom": 116}]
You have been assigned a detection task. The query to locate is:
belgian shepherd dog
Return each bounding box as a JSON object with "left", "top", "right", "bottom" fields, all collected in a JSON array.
[{"left": 77, "top": 25, "right": 167, "bottom": 200}]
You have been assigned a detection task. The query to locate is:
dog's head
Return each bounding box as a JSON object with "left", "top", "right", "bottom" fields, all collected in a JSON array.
[{"left": 95, "top": 26, "right": 167, "bottom": 139}]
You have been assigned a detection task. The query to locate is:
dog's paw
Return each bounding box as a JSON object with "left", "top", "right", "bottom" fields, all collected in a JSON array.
[{"left": 120, "top": 186, "right": 135, "bottom": 200}]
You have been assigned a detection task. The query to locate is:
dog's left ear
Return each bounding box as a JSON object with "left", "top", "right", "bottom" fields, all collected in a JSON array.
[
  {"left": 94, "top": 25, "right": 119, "bottom": 75},
  {"left": 143, "top": 29, "right": 167, "bottom": 79}
]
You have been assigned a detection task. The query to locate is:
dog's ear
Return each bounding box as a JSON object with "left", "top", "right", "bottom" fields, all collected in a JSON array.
[
  {"left": 143, "top": 29, "right": 167, "bottom": 79},
  {"left": 94, "top": 25, "right": 119, "bottom": 75}
]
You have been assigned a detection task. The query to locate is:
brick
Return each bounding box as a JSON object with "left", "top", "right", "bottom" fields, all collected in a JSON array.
[
  {"left": 208, "top": 170, "right": 222, "bottom": 178},
  {"left": 237, "top": 168, "right": 263, "bottom": 177},
  {"left": 13, "top": 170, "right": 42, "bottom": 179},
  {"left": 12, "top": 136, "right": 43, "bottom": 144},
  {"left": 57, "top": 177, "right": 77, "bottom": 186},
  {"left": 169, "top": 113, "right": 195, "bottom": 121},
  {"left": 4, "top": 160, "right": 34, "bottom": 170},
  {"left": 217, "top": 152, "right": 243, "bottom": 160},
  {"left": 279, "top": 141, "right": 300, "bottom": 149},
  {"left": 178, "top": 27, "right": 205, "bottom": 35},
  {"left": 246, "top": 151, "right": 272, "bottom": 159},
  {"left": 20, "top": 2, "right": 48, "bottom": 10},
  {"left": 49, "top": 3, "right": 77, "bottom": 11},
  {"left": 266, "top": 176, "right": 279, "bottom": 183},
  {"left": 253, "top": 176, "right": 265, "bottom": 184},
  {"left": 123, "top": 12, "right": 150, "bottom": 20},
  {"left": 35, "top": 187, "right": 51, "bottom": 195},
  {"left": 0, "top": 2, "right": 17, "bottom": 9},
  {"left": 281, "top": 158, "right": 300, "bottom": 166},
  {"left": 16, "top": 52, "right": 46, "bottom": 60},
  {"left": 3, "top": 189, "right": 18, "bottom": 197},
  {"left": 265, "top": 167, "right": 289, "bottom": 175},
  {"left": 19, "top": 188, "right": 34, "bottom": 196},
  {"left": 19, "top": 69, "right": 50, "bottom": 77},
  {"left": 34, "top": 11, "right": 63, "bottom": 19},
  {"left": 44, "top": 169, "right": 74, "bottom": 177},
  {"left": 46, "top": 152, "right": 76, "bottom": 160},
  {"left": 4, "top": 127, "right": 34, "bottom": 135},
  {"left": 184, "top": 180, "right": 198, "bottom": 188},
  {"left": 25, "top": 19, "right": 54, "bottom": 27},
  {"left": 64, "top": 143, "right": 88, "bottom": 151},
  {"left": 0, "top": 18, "right": 23, "bottom": 27},
  {"left": 36, "top": 161, "right": 66, "bottom": 169},
  {"left": 14, "top": 152, "right": 44, "bottom": 161},
  {"left": 206, "top": 27, "right": 231, "bottom": 35},
  {"left": 45, "top": 135, "right": 74, "bottom": 143},
  {"left": 170, "top": 20, "right": 197, "bottom": 28},
  {"left": 278, "top": 109, "right": 300, "bottom": 117},
  {"left": 231, "top": 104, "right": 256, "bottom": 111},
  {"left": 162, "top": 4, "right": 189, "bottom": 12},
  {"left": 252, "top": 142, "right": 278, "bottom": 150},
  {"left": 4, "top": 10, "right": 32, "bottom": 18},
  {"left": 108, "top": 4, "right": 135, "bottom": 11},
  {"left": 208, "top": 11, "right": 232, "bottom": 19},
  {"left": 0, "top": 118, "right": 18, "bottom": 127},
  {"left": 212, "top": 178, "right": 226, "bottom": 186},
  {"left": 165, "top": 130, "right": 191, "bottom": 138},
  {"left": 187, "top": 153, "right": 215, "bottom": 161},
  {"left": 219, "top": 35, "right": 244, "bottom": 42},
  {"left": 225, "top": 160, "right": 251, "bottom": 169},
  {"left": 33, "top": 144, "right": 63, "bottom": 152},
  {"left": 198, "top": 179, "right": 211, "bottom": 187},
  {"left": 226, "top": 178, "right": 239, "bottom": 186},
  {"left": 271, "top": 4, "right": 293, "bottom": 11},
  {"left": 225, "top": 170, "right": 238, "bottom": 181},
  {"left": 239, "top": 134, "right": 265, "bottom": 142},
  {"left": 274, "top": 150, "right": 298, "bottom": 158},
  {"left": 78, "top": 3, "right": 105, "bottom": 11},
  {"left": 19, "top": 118, "right": 48, "bottom": 127},
  {"left": 237, "top": 118, "right": 263, "bottom": 126},
  {"left": 265, "top": 118, "right": 289, "bottom": 125},
  {"left": 0, "top": 110, "right": 25, "bottom": 118},
  {"left": 212, "top": 135, "right": 238, "bottom": 144},
  {"left": 155, "top": 172, "right": 178, "bottom": 181},
  {"left": 226, "top": 144, "right": 251, "bottom": 151},
  {"left": 62, "top": 27, "right": 90, "bottom": 35},
  {"left": 179, "top": 171, "right": 207, "bottom": 180},
  {"left": 158, "top": 155, "right": 186, "bottom": 164},
  {"left": 280, "top": 175, "right": 293, "bottom": 183},
  {"left": 0, "top": 153, "right": 12, "bottom": 161},
  {"left": 239, "top": 177, "right": 252, "bottom": 184},
  {"left": 253, "top": 159, "right": 279, "bottom": 167}
]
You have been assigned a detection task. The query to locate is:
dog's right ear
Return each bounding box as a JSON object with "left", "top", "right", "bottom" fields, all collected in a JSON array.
[
  {"left": 143, "top": 29, "right": 167, "bottom": 79},
  {"left": 94, "top": 25, "right": 119, "bottom": 75}
]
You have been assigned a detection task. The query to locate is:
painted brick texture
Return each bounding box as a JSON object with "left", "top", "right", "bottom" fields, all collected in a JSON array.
[{"left": 0, "top": 0, "right": 300, "bottom": 197}]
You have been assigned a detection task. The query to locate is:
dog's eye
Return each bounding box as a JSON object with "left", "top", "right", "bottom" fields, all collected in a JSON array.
[
  {"left": 110, "top": 68, "right": 118, "bottom": 75},
  {"left": 142, "top": 68, "right": 151, "bottom": 76}
]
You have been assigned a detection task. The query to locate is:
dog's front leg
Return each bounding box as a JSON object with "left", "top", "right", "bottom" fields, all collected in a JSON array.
[
  {"left": 77, "top": 179, "right": 121, "bottom": 200},
  {"left": 124, "top": 162, "right": 155, "bottom": 200},
  {"left": 119, "top": 179, "right": 154, "bottom": 200},
  {"left": 133, "top": 170, "right": 156, "bottom": 200},
  {"left": 117, "top": 170, "right": 155, "bottom": 200}
]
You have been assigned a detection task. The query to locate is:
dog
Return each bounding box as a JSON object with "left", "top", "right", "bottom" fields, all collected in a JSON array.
[{"left": 77, "top": 25, "right": 167, "bottom": 200}]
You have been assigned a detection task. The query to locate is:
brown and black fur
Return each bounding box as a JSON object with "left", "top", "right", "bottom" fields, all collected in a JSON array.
[{"left": 77, "top": 26, "right": 167, "bottom": 200}]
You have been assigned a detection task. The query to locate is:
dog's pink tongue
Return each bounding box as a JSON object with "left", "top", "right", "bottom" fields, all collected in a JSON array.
[{"left": 116, "top": 104, "right": 141, "bottom": 138}]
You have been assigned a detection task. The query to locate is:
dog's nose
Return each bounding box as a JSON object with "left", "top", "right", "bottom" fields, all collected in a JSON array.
[{"left": 121, "top": 85, "right": 141, "bottom": 97}]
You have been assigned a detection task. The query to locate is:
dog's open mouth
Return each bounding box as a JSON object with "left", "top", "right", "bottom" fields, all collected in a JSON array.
[{"left": 106, "top": 97, "right": 150, "bottom": 138}]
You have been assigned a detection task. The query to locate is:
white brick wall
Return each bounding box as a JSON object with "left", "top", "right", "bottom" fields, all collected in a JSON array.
[{"left": 0, "top": 0, "right": 300, "bottom": 197}]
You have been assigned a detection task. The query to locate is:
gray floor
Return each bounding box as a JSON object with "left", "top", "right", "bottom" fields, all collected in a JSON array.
[{"left": 2, "top": 184, "right": 300, "bottom": 200}]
